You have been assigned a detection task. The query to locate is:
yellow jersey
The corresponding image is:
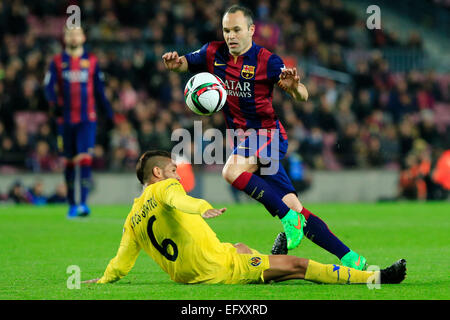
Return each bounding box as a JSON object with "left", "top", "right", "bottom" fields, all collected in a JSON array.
[{"left": 97, "top": 178, "right": 269, "bottom": 284}]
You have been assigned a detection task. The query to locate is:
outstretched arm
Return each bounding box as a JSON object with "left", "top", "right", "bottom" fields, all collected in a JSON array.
[
  {"left": 162, "top": 180, "right": 226, "bottom": 218},
  {"left": 83, "top": 225, "right": 140, "bottom": 284},
  {"left": 278, "top": 67, "right": 308, "bottom": 102}
]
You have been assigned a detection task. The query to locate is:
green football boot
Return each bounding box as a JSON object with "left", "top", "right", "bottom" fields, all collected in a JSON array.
[
  {"left": 341, "top": 250, "right": 368, "bottom": 271},
  {"left": 280, "top": 209, "right": 306, "bottom": 250}
]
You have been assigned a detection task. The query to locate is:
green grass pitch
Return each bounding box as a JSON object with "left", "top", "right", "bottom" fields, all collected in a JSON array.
[{"left": 0, "top": 201, "right": 449, "bottom": 300}]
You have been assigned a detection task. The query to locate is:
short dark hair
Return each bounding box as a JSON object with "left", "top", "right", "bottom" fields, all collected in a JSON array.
[
  {"left": 136, "top": 150, "right": 172, "bottom": 185},
  {"left": 223, "top": 4, "right": 254, "bottom": 28}
]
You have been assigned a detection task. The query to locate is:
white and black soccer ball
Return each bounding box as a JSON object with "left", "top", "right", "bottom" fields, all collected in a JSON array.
[{"left": 184, "top": 72, "right": 227, "bottom": 116}]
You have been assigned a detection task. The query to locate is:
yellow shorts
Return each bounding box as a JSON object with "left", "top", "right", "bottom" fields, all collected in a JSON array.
[
  {"left": 180, "top": 243, "right": 270, "bottom": 285},
  {"left": 221, "top": 245, "right": 270, "bottom": 284}
]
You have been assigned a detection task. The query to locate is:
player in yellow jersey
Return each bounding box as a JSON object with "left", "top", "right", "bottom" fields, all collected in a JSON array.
[{"left": 83, "top": 150, "right": 407, "bottom": 285}]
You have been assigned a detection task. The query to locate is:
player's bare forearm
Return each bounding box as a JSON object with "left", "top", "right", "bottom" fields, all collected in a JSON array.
[
  {"left": 278, "top": 81, "right": 308, "bottom": 102},
  {"left": 278, "top": 67, "right": 308, "bottom": 102},
  {"left": 82, "top": 278, "right": 100, "bottom": 284},
  {"left": 171, "top": 56, "right": 188, "bottom": 73},
  {"left": 202, "top": 208, "right": 227, "bottom": 219},
  {"left": 291, "top": 83, "right": 308, "bottom": 102}
]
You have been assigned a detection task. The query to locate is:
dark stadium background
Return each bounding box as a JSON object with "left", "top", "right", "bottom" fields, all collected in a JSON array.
[{"left": 0, "top": 0, "right": 449, "bottom": 203}]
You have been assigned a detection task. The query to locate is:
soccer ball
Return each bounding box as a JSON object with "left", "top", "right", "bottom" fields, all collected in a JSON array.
[{"left": 184, "top": 72, "right": 227, "bottom": 116}]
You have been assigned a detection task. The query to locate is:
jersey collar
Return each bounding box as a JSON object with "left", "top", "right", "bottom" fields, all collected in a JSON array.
[
  {"left": 241, "top": 41, "right": 258, "bottom": 58},
  {"left": 227, "top": 41, "right": 258, "bottom": 59}
]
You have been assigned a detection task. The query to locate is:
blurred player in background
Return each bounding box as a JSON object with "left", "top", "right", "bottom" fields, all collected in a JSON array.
[
  {"left": 162, "top": 5, "right": 367, "bottom": 270},
  {"left": 83, "top": 150, "right": 406, "bottom": 286},
  {"left": 44, "top": 26, "right": 114, "bottom": 218}
]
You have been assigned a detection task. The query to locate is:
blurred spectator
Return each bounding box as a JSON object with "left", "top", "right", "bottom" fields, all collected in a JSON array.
[
  {"left": 300, "top": 127, "right": 324, "bottom": 168},
  {"left": 352, "top": 61, "right": 373, "bottom": 93},
  {"left": 29, "top": 180, "right": 47, "bottom": 205},
  {"left": 398, "top": 119, "right": 417, "bottom": 158},
  {"left": 92, "top": 144, "right": 108, "bottom": 171},
  {"left": 297, "top": 101, "right": 319, "bottom": 130},
  {"left": 110, "top": 120, "right": 140, "bottom": 170},
  {"left": 14, "top": 126, "right": 31, "bottom": 165},
  {"left": 406, "top": 31, "right": 423, "bottom": 50},
  {"left": 29, "top": 140, "right": 60, "bottom": 172},
  {"left": 154, "top": 120, "right": 173, "bottom": 151},
  {"left": 365, "top": 136, "right": 384, "bottom": 167},
  {"left": 8, "top": 180, "right": 32, "bottom": 204},
  {"left": 348, "top": 20, "right": 370, "bottom": 49},
  {"left": 334, "top": 123, "right": 359, "bottom": 168},
  {"left": 0, "top": 136, "right": 26, "bottom": 168},
  {"left": 0, "top": 81, "right": 16, "bottom": 134},
  {"left": 47, "top": 183, "right": 68, "bottom": 204},
  {"left": 398, "top": 140, "right": 433, "bottom": 200},
  {"left": 352, "top": 89, "right": 373, "bottom": 122},
  {"left": 418, "top": 110, "right": 441, "bottom": 147},
  {"left": 33, "top": 123, "right": 57, "bottom": 153},
  {"left": 335, "top": 91, "right": 356, "bottom": 132},
  {"left": 379, "top": 124, "right": 400, "bottom": 165},
  {"left": 138, "top": 121, "right": 160, "bottom": 151},
  {"left": 6, "top": 1, "right": 29, "bottom": 35},
  {"left": 254, "top": 21, "right": 281, "bottom": 51},
  {"left": 398, "top": 153, "right": 427, "bottom": 200},
  {"left": 282, "top": 140, "right": 312, "bottom": 194},
  {"left": 119, "top": 80, "right": 138, "bottom": 112},
  {"left": 387, "top": 79, "right": 417, "bottom": 123}
]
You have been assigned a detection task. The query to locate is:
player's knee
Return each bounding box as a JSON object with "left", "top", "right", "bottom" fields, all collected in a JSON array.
[
  {"left": 234, "top": 242, "right": 252, "bottom": 254},
  {"left": 282, "top": 257, "right": 307, "bottom": 274},
  {"left": 79, "top": 155, "right": 93, "bottom": 167},
  {"left": 222, "top": 164, "right": 240, "bottom": 184},
  {"left": 292, "top": 258, "right": 308, "bottom": 275}
]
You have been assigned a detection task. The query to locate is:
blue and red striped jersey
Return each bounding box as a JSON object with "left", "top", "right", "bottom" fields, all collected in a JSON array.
[
  {"left": 44, "top": 50, "right": 113, "bottom": 124},
  {"left": 185, "top": 41, "right": 288, "bottom": 140}
]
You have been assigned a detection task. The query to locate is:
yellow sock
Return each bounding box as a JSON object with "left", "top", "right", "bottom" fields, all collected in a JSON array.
[{"left": 304, "top": 260, "right": 380, "bottom": 284}]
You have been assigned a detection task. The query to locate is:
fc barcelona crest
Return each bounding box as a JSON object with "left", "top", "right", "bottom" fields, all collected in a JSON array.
[
  {"left": 80, "top": 59, "right": 90, "bottom": 68},
  {"left": 241, "top": 65, "right": 255, "bottom": 79}
]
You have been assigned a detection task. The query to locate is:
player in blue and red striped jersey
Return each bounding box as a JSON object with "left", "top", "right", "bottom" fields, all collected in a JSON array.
[
  {"left": 162, "top": 5, "right": 367, "bottom": 270},
  {"left": 44, "top": 26, "right": 114, "bottom": 218}
]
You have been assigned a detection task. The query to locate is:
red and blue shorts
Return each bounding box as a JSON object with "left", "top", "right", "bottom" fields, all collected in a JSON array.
[
  {"left": 231, "top": 129, "right": 297, "bottom": 198},
  {"left": 58, "top": 121, "right": 96, "bottom": 158}
]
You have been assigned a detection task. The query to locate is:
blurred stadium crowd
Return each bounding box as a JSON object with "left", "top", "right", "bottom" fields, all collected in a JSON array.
[{"left": 0, "top": 0, "right": 449, "bottom": 202}]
